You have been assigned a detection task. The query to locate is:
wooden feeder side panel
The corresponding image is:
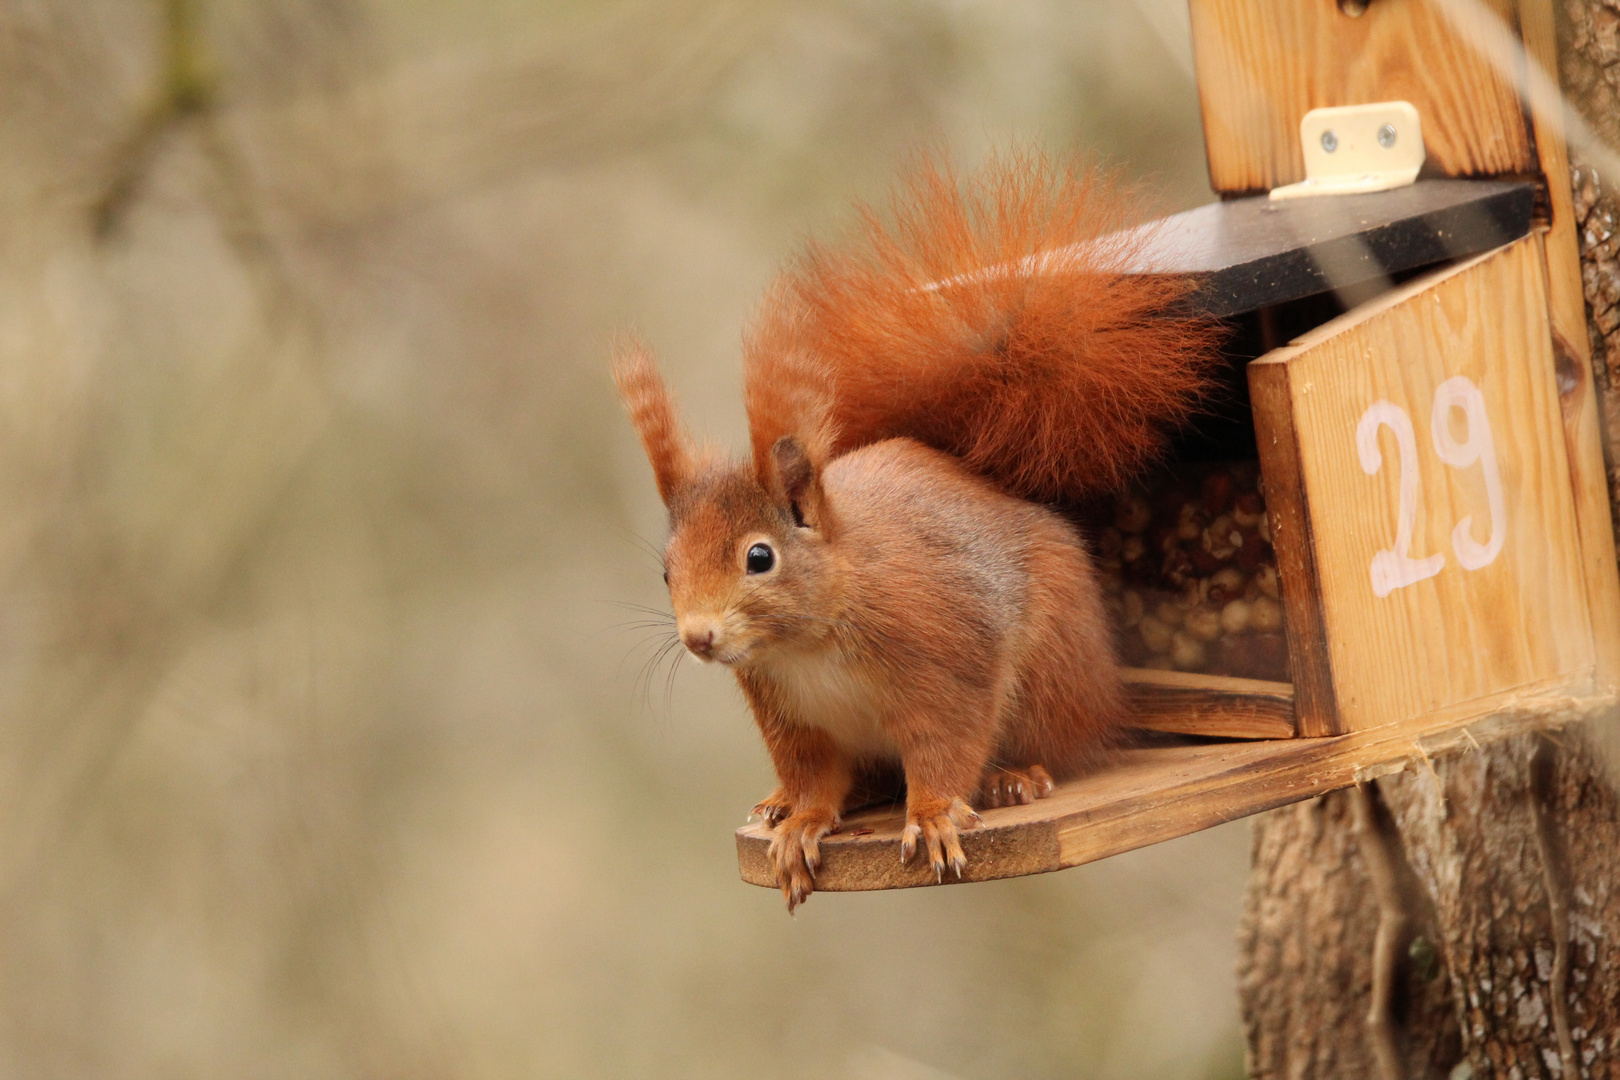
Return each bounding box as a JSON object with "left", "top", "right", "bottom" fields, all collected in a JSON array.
[
  {"left": 1520, "top": 0, "right": 1620, "bottom": 692},
  {"left": 1251, "top": 235, "right": 1596, "bottom": 732},
  {"left": 1187, "top": 0, "right": 1534, "bottom": 194},
  {"left": 1250, "top": 361, "right": 1345, "bottom": 737},
  {"left": 1558, "top": 303, "right": 1620, "bottom": 692}
]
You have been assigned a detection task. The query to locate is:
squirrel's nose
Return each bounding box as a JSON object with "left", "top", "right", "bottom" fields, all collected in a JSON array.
[{"left": 682, "top": 627, "right": 715, "bottom": 658}]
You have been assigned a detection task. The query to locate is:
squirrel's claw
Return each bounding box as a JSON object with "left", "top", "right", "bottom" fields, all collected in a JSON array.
[
  {"left": 766, "top": 807, "right": 837, "bottom": 912},
  {"left": 780, "top": 861, "right": 813, "bottom": 913},
  {"left": 900, "top": 796, "right": 979, "bottom": 881},
  {"left": 978, "top": 764, "right": 1055, "bottom": 809},
  {"left": 751, "top": 788, "right": 794, "bottom": 826}
]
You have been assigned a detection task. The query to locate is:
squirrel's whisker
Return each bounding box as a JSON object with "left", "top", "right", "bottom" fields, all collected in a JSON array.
[
  {"left": 604, "top": 600, "right": 676, "bottom": 620},
  {"left": 612, "top": 525, "right": 672, "bottom": 574},
  {"left": 632, "top": 633, "right": 684, "bottom": 713}
]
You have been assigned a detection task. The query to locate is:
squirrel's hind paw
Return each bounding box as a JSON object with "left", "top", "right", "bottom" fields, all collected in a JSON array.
[
  {"left": 766, "top": 808, "right": 838, "bottom": 912},
  {"left": 900, "top": 797, "right": 981, "bottom": 883},
  {"left": 977, "top": 765, "right": 1055, "bottom": 809}
]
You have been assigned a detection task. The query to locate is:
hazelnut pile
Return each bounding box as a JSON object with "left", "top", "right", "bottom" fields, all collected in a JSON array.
[{"left": 1093, "top": 462, "right": 1291, "bottom": 682}]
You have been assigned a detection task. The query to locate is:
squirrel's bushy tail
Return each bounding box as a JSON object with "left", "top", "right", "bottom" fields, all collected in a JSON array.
[{"left": 744, "top": 147, "right": 1221, "bottom": 501}]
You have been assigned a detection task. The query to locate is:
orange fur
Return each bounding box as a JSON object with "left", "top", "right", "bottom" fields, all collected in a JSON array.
[
  {"left": 612, "top": 339, "right": 695, "bottom": 507},
  {"left": 614, "top": 150, "right": 1216, "bottom": 910},
  {"left": 745, "top": 147, "right": 1219, "bottom": 501}
]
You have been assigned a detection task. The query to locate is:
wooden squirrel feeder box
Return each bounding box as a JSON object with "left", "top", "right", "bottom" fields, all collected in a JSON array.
[{"left": 737, "top": 0, "right": 1620, "bottom": 892}]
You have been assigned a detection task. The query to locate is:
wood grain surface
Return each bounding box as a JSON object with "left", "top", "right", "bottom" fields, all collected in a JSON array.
[
  {"left": 1517, "top": 0, "right": 1620, "bottom": 691},
  {"left": 1250, "top": 358, "right": 1343, "bottom": 737},
  {"left": 1251, "top": 236, "right": 1596, "bottom": 731},
  {"left": 1124, "top": 667, "right": 1297, "bottom": 740},
  {"left": 1187, "top": 0, "right": 1533, "bottom": 193},
  {"left": 736, "top": 684, "right": 1613, "bottom": 892}
]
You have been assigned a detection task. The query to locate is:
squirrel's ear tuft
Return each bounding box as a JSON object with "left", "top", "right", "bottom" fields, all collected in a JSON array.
[
  {"left": 771, "top": 436, "right": 833, "bottom": 534},
  {"left": 612, "top": 339, "right": 694, "bottom": 508}
]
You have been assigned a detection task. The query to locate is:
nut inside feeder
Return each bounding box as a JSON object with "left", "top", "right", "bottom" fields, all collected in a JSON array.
[{"left": 1092, "top": 462, "right": 1290, "bottom": 683}]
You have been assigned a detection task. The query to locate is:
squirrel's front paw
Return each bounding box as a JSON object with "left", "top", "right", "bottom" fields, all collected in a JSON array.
[
  {"left": 750, "top": 788, "right": 793, "bottom": 826},
  {"left": 766, "top": 807, "right": 838, "bottom": 912},
  {"left": 977, "top": 764, "right": 1055, "bottom": 808},
  {"left": 900, "top": 796, "right": 982, "bottom": 882}
]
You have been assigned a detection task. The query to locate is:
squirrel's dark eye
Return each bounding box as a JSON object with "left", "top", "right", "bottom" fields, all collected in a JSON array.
[
  {"left": 662, "top": 570, "right": 669, "bottom": 587},
  {"left": 745, "top": 543, "right": 775, "bottom": 574}
]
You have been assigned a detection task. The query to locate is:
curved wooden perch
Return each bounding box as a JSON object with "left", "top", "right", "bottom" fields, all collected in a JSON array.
[{"left": 736, "top": 684, "right": 1616, "bottom": 892}]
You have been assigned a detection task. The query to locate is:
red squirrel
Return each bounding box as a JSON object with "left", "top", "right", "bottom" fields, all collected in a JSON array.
[{"left": 615, "top": 149, "right": 1217, "bottom": 910}]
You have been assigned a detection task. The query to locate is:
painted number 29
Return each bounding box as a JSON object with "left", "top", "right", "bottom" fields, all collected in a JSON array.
[{"left": 1355, "top": 377, "right": 1505, "bottom": 598}]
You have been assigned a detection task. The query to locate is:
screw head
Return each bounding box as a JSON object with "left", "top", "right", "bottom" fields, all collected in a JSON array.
[
  {"left": 1377, "top": 123, "right": 1398, "bottom": 148},
  {"left": 1320, "top": 129, "right": 1339, "bottom": 153}
]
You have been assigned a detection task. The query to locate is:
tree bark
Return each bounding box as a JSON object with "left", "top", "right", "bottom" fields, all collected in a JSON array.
[
  {"left": 1563, "top": 0, "right": 1620, "bottom": 533},
  {"left": 1237, "top": 785, "right": 1462, "bottom": 1079},
  {"left": 1240, "top": 732, "right": 1620, "bottom": 1080},
  {"left": 1240, "top": 7, "right": 1620, "bottom": 1077}
]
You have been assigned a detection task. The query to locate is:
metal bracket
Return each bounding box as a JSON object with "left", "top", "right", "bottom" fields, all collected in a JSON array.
[{"left": 1270, "top": 101, "right": 1425, "bottom": 201}]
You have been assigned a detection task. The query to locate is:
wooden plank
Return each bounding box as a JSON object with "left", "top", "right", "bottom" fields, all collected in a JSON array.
[
  {"left": 1248, "top": 360, "right": 1343, "bottom": 736},
  {"left": 1125, "top": 668, "right": 1296, "bottom": 739},
  {"left": 1517, "top": 0, "right": 1586, "bottom": 356},
  {"left": 1518, "top": 0, "right": 1620, "bottom": 691},
  {"left": 736, "top": 684, "right": 1614, "bottom": 892},
  {"left": 1540, "top": 241, "right": 1620, "bottom": 691},
  {"left": 1252, "top": 236, "right": 1596, "bottom": 731},
  {"left": 1134, "top": 179, "right": 1533, "bottom": 318},
  {"left": 1187, "top": 0, "right": 1534, "bottom": 194}
]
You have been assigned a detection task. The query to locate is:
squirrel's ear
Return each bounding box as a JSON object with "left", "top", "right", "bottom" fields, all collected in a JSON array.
[
  {"left": 771, "top": 436, "right": 833, "bottom": 534},
  {"left": 612, "top": 340, "right": 694, "bottom": 508}
]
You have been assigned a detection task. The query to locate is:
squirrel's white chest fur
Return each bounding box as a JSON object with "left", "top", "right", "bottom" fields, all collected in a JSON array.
[{"left": 765, "top": 648, "right": 899, "bottom": 761}]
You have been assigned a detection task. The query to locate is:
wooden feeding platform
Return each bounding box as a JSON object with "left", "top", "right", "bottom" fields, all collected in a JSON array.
[
  {"left": 736, "top": 0, "right": 1620, "bottom": 895},
  {"left": 737, "top": 685, "right": 1614, "bottom": 892}
]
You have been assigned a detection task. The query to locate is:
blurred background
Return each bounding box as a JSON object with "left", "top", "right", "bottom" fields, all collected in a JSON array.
[{"left": 0, "top": 2, "right": 1250, "bottom": 1076}]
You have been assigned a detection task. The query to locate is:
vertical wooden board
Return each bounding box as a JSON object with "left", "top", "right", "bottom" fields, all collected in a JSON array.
[
  {"left": 1188, "top": 0, "right": 1533, "bottom": 193},
  {"left": 1551, "top": 290, "right": 1620, "bottom": 692},
  {"left": 1253, "top": 236, "right": 1595, "bottom": 730},
  {"left": 1516, "top": 0, "right": 1586, "bottom": 356},
  {"left": 1250, "top": 362, "right": 1343, "bottom": 736},
  {"left": 1517, "top": 0, "right": 1620, "bottom": 690}
]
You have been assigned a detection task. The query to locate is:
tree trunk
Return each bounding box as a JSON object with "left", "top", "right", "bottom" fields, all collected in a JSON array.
[
  {"left": 1563, "top": 0, "right": 1620, "bottom": 531},
  {"left": 1238, "top": 4, "right": 1620, "bottom": 1077},
  {"left": 1240, "top": 732, "right": 1620, "bottom": 1079},
  {"left": 1237, "top": 785, "right": 1463, "bottom": 1078}
]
